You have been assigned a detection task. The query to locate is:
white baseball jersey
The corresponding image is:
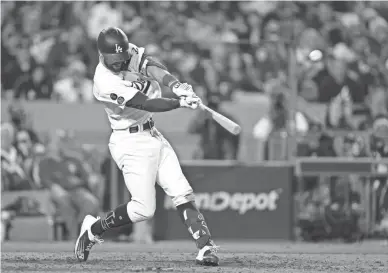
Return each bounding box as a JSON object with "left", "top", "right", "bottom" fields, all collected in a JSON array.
[{"left": 93, "top": 43, "right": 162, "bottom": 130}]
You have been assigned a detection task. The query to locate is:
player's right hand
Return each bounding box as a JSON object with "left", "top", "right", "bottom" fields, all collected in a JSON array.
[
  {"left": 172, "top": 82, "right": 196, "bottom": 97},
  {"left": 179, "top": 95, "right": 201, "bottom": 110}
]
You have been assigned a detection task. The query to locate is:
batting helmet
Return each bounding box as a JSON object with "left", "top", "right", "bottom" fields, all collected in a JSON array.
[{"left": 97, "top": 27, "right": 130, "bottom": 64}]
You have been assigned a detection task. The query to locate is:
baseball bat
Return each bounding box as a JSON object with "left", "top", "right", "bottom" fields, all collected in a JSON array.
[{"left": 198, "top": 103, "right": 242, "bottom": 135}]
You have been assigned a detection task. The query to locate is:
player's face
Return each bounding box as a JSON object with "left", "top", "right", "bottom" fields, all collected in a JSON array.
[
  {"left": 102, "top": 54, "right": 130, "bottom": 73},
  {"left": 104, "top": 59, "right": 128, "bottom": 73},
  {"left": 109, "top": 61, "right": 125, "bottom": 72}
]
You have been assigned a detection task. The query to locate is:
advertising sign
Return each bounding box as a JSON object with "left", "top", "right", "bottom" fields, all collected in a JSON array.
[{"left": 154, "top": 164, "right": 294, "bottom": 240}]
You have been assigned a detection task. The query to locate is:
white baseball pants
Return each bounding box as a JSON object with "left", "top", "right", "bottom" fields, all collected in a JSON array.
[{"left": 108, "top": 128, "right": 194, "bottom": 223}]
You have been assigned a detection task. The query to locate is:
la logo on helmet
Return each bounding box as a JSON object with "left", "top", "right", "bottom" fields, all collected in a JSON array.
[{"left": 115, "top": 44, "right": 122, "bottom": 53}]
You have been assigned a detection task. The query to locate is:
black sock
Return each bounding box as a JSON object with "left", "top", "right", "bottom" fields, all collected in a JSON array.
[
  {"left": 91, "top": 203, "right": 131, "bottom": 236},
  {"left": 176, "top": 202, "right": 211, "bottom": 249}
]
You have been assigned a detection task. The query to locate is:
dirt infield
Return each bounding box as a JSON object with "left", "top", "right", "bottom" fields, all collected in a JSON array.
[{"left": 2, "top": 240, "right": 388, "bottom": 273}]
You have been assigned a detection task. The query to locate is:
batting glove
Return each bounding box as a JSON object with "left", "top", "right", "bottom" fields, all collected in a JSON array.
[
  {"left": 179, "top": 95, "right": 201, "bottom": 110},
  {"left": 172, "top": 82, "right": 196, "bottom": 98}
]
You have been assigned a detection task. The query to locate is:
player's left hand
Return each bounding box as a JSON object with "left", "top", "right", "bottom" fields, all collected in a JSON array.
[{"left": 172, "top": 82, "right": 196, "bottom": 97}]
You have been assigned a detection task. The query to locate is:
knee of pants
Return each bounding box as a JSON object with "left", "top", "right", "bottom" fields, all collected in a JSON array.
[
  {"left": 172, "top": 191, "right": 195, "bottom": 207},
  {"left": 127, "top": 199, "right": 156, "bottom": 223}
]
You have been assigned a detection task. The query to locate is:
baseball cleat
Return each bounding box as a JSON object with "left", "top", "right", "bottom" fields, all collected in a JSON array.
[
  {"left": 74, "top": 215, "right": 104, "bottom": 262},
  {"left": 195, "top": 241, "right": 220, "bottom": 266}
]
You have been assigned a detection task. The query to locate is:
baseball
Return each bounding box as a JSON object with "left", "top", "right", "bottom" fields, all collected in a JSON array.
[{"left": 309, "top": 50, "right": 323, "bottom": 62}]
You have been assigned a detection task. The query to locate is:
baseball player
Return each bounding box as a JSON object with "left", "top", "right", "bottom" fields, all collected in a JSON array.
[{"left": 74, "top": 27, "right": 219, "bottom": 266}]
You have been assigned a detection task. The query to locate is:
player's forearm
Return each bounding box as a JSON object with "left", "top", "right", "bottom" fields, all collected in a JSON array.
[
  {"left": 147, "top": 66, "right": 180, "bottom": 90},
  {"left": 126, "top": 97, "right": 180, "bottom": 112},
  {"left": 144, "top": 98, "right": 180, "bottom": 112}
]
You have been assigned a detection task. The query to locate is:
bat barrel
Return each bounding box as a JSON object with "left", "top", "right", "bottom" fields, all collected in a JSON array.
[{"left": 199, "top": 102, "right": 241, "bottom": 135}]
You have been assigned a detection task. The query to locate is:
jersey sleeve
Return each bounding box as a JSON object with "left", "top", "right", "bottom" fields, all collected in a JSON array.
[
  {"left": 93, "top": 76, "right": 140, "bottom": 109},
  {"left": 127, "top": 43, "right": 149, "bottom": 76}
]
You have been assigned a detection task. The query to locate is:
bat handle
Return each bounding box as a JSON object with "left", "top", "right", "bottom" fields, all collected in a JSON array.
[{"left": 198, "top": 102, "right": 212, "bottom": 113}]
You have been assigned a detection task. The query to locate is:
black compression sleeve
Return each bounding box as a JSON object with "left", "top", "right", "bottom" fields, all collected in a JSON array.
[{"left": 126, "top": 97, "right": 180, "bottom": 112}]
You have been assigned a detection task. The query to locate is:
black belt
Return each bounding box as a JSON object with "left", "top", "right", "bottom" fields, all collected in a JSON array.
[{"left": 128, "top": 119, "right": 154, "bottom": 133}]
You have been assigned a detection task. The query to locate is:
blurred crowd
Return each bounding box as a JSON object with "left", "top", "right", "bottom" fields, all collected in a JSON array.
[
  {"left": 2, "top": 1, "right": 388, "bottom": 103},
  {"left": 3, "top": 1, "right": 388, "bottom": 157},
  {"left": 1, "top": 103, "right": 109, "bottom": 240}
]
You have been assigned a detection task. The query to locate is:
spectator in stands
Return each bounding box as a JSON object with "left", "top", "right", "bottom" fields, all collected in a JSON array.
[
  {"left": 298, "top": 77, "right": 319, "bottom": 102},
  {"left": 202, "top": 51, "right": 226, "bottom": 97},
  {"left": 254, "top": 38, "right": 287, "bottom": 85},
  {"left": 359, "top": 87, "right": 388, "bottom": 131},
  {"left": 87, "top": 2, "right": 123, "bottom": 40},
  {"left": 342, "top": 133, "right": 368, "bottom": 158},
  {"left": 6, "top": 103, "right": 40, "bottom": 144},
  {"left": 308, "top": 132, "right": 338, "bottom": 157},
  {"left": 253, "top": 80, "right": 309, "bottom": 161},
  {"left": 1, "top": 123, "right": 32, "bottom": 191},
  {"left": 313, "top": 52, "right": 353, "bottom": 103},
  {"left": 227, "top": 45, "right": 259, "bottom": 93},
  {"left": 188, "top": 94, "right": 240, "bottom": 160},
  {"left": 27, "top": 66, "right": 53, "bottom": 100},
  {"left": 14, "top": 129, "right": 46, "bottom": 189},
  {"left": 4, "top": 103, "right": 46, "bottom": 189},
  {"left": 12, "top": 65, "right": 54, "bottom": 100},
  {"left": 118, "top": 2, "right": 144, "bottom": 37},
  {"left": 79, "top": 144, "right": 105, "bottom": 204},
  {"left": 326, "top": 86, "right": 355, "bottom": 130},
  {"left": 15, "top": 130, "right": 35, "bottom": 176},
  {"left": 47, "top": 24, "right": 96, "bottom": 79},
  {"left": 36, "top": 131, "right": 100, "bottom": 239},
  {"left": 52, "top": 60, "right": 94, "bottom": 103}
]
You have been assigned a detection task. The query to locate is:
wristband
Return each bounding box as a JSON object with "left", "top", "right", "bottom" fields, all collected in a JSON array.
[{"left": 162, "top": 74, "right": 180, "bottom": 88}]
